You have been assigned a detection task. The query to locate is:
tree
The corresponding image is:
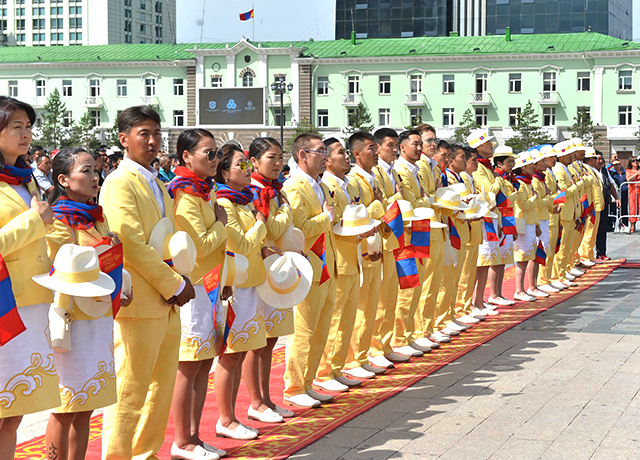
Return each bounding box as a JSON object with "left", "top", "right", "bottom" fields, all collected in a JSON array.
[
  {"left": 342, "top": 102, "right": 374, "bottom": 139},
  {"left": 285, "top": 117, "right": 319, "bottom": 153},
  {"left": 404, "top": 112, "right": 424, "bottom": 130},
  {"left": 569, "top": 107, "right": 601, "bottom": 147},
  {"left": 505, "top": 100, "right": 551, "bottom": 152},
  {"left": 39, "top": 88, "right": 67, "bottom": 150},
  {"left": 454, "top": 108, "right": 479, "bottom": 142},
  {"left": 104, "top": 117, "right": 123, "bottom": 149},
  {"left": 69, "top": 110, "right": 101, "bottom": 151}
]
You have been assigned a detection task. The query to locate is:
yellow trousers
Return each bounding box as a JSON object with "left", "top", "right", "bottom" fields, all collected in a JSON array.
[
  {"left": 579, "top": 212, "right": 600, "bottom": 262},
  {"left": 552, "top": 219, "right": 575, "bottom": 282},
  {"left": 345, "top": 262, "right": 382, "bottom": 369},
  {"left": 102, "top": 310, "right": 180, "bottom": 460},
  {"left": 369, "top": 251, "right": 398, "bottom": 358},
  {"left": 572, "top": 222, "right": 585, "bottom": 267},
  {"left": 391, "top": 256, "right": 426, "bottom": 348},
  {"left": 284, "top": 278, "right": 336, "bottom": 396},
  {"left": 316, "top": 274, "right": 359, "bottom": 380},
  {"left": 455, "top": 243, "right": 479, "bottom": 316},
  {"left": 539, "top": 214, "right": 559, "bottom": 286},
  {"left": 414, "top": 234, "right": 445, "bottom": 339}
]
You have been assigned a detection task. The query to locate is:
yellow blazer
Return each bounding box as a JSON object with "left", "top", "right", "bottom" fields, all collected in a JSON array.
[
  {"left": 282, "top": 173, "right": 337, "bottom": 283},
  {"left": 265, "top": 196, "right": 293, "bottom": 245},
  {"left": 417, "top": 156, "right": 437, "bottom": 195},
  {"left": 47, "top": 218, "right": 113, "bottom": 321},
  {"left": 173, "top": 191, "right": 227, "bottom": 285},
  {"left": 372, "top": 165, "right": 401, "bottom": 253},
  {"left": 99, "top": 161, "right": 183, "bottom": 319},
  {"left": 348, "top": 169, "right": 386, "bottom": 267},
  {"left": 217, "top": 199, "right": 267, "bottom": 288},
  {"left": 461, "top": 173, "right": 483, "bottom": 246},
  {"left": 0, "top": 180, "right": 52, "bottom": 307},
  {"left": 588, "top": 167, "right": 605, "bottom": 212},
  {"left": 514, "top": 181, "right": 539, "bottom": 225},
  {"left": 473, "top": 162, "right": 502, "bottom": 195},
  {"left": 552, "top": 164, "right": 579, "bottom": 221},
  {"left": 394, "top": 161, "right": 431, "bottom": 208},
  {"left": 532, "top": 176, "right": 551, "bottom": 221}
]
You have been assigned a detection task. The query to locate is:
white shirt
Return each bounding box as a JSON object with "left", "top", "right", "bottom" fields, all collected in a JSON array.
[
  {"left": 557, "top": 162, "right": 573, "bottom": 182},
  {"left": 322, "top": 171, "right": 351, "bottom": 203},
  {"left": 378, "top": 158, "right": 396, "bottom": 189},
  {"left": 351, "top": 164, "right": 375, "bottom": 192},
  {"left": 396, "top": 155, "right": 420, "bottom": 180},
  {"left": 294, "top": 169, "right": 333, "bottom": 222},
  {"left": 122, "top": 156, "right": 165, "bottom": 217},
  {"left": 11, "top": 183, "right": 32, "bottom": 205},
  {"left": 461, "top": 171, "right": 475, "bottom": 191}
]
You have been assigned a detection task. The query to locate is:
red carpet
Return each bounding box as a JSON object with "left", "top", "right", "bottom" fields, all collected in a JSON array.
[
  {"left": 620, "top": 261, "right": 640, "bottom": 268},
  {"left": 16, "top": 259, "right": 625, "bottom": 459}
]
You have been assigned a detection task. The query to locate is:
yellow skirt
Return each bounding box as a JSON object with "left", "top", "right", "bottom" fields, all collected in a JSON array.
[{"left": 179, "top": 285, "right": 218, "bottom": 362}]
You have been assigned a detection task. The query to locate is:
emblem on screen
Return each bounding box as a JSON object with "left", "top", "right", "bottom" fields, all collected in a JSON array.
[
  {"left": 209, "top": 101, "right": 216, "bottom": 110},
  {"left": 245, "top": 100, "right": 256, "bottom": 111},
  {"left": 227, "top": 99, "right": 237, "bottom": 110}
]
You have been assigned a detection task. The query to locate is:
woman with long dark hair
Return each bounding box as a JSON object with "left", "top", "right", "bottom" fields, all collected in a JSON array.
[{"left": 626, "top": 157, "right": 640, "bottom": 232}]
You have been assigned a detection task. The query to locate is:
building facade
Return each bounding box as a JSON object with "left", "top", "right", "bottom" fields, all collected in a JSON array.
[
  {"left": 0, "top": 32, "right": 638, "bottom": 156},
  {"left": 0, "top": 0, "right": 176, "bottom": 47}
]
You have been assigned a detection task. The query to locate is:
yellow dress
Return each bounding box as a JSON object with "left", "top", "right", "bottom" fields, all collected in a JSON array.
[{"left": 513, "top": 180, "right": 539, "bottom": 262}]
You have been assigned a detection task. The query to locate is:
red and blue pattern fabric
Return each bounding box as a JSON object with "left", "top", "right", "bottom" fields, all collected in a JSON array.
[
  {"left": 167, "top": 166, "right": 214, "bottom": 201},
  {"left": 579, "top": 193, "right": 591, "bottom": 221},
  {"left": 393, "top": 246, "right": 420, "bottom": 289},
  {"left": 215, "top": 183, "right": 253, "bottom": 206},
  {"left": 440, "top": 172, "right": 449, "bottom": 187},
  {"left": 239, "top": 9, "right": 254, "bottom": 20},
  {"left": 203, "top": 264, "right": 221, "bottom": 344},
  {"left": 382, "top": 200, "right": 405, "bottom": 248},
  {"left": 553, "top": 190, "right": 567, "bottom": 205},
  {"left": 500, "top": 207, "right": 517, "bottom": 235},
  {"left": 52, "top": 196, "right": 105, "bottom": 231},
  {"left": 516, "top": 173, "right": 532, "bottom": 185},
  {"left": 0, "top": 157, "right": 32, "bottom": 186},
  {"left": 97, "top": 243, "right": 124, "bottom": 318},
  {"left": 483, "top": 217, "right": 499, "bottom": 242},
  {"left": 532, "top": 170, "right": 546, "bottom": 182},
  {"left": 310, "top": 233, "right": 330, "bottom": 285},
  {"left": 535, "top": 240, "right": 547, "bottom": 266},
  {"left": 246, "top": 172, "right": 282, "bottom": 218},
  {"left": 448, "top": 217, "right": 461, "bottom": 250},
  {"left": 0, "top": 254, "right": 26, "bottom": 346},
  {"left": 495, "top": 190, "right": 510, "bottom": 209},
  {"left": 555, "top": 225, "right": 563, "bottom": 254},
  {"left": 411, "top": 220, "right": 430, "bottom": 258},
  {"left": 222, "top": 302, "right": 235, "bottom": 354},
  {"left": 446, "top": 168, "right": 462, "bottom": 184}
]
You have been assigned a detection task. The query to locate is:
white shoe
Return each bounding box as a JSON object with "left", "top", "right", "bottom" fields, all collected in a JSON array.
[
  {"left": 440, "top": 328, "right": 460, "bottom": 336},
  {"left": 362, "top": 363, "right": 386, "bottom": 375},
  {"left": 215, "top": 420, "right": 258, "bottom": 440},
  {"left": 458, "top": 315, "right": 480, "bottom": 324},
  {"left": 247, "top": 406, "right": 284, "bottom": 423},
  {"left": 312, "top": 379, "right": 349, "bottom": 393},
  {"left": 272, "top": 406, "right": 294, "bottom": 418},
  {"left": 447, "top": 322, "right": 467, "bottom": 332},
  {"left": 451, "top": 320, "right": 469, "bottom": 331},
  {"left": 563, "top": 280, "right": 578, "bottom": 287},
  {"left": 430, "top": 331, "right": 452, "bottom": 343},
  {"left": 551, "top": 281, "right": 566, "bottom": 290},
  {"left": 481, "top": 307, "right": 499, "bottom": 316},
  {"left": 171, "top": 443, "right": 220, "bottom": 460},
  {"left": 342, "top": 366, "right": 376, "bottom": 379},
  {"left": 513, "top": 292, "right": 537, "bottom": 302},
  {"left": 483, "top": 302, "right": 498, "bottom": 310},
  {"left": 283, "top": 393, "right": 321, "bottom": 408},
  {"left": 527, "top": 289, "right": 549, "bottom": 298},
  {"left": 393, "top": 346, "right": 423, "bottom": 357},
  {"left": 565, "top": 273, "right": 576, "bottom": 281},
  {"left": 384, "top": 352, "right": 411, "bottom": 363},
  {"left": 570, "top": 268, "right": 584, "bottom": 277},
  {"left": 306, "top": 388, "right": 333, "bottom": 403},
  {"left": 487, "top": 296, "right": 512, "bottom": 306},
  {"left": 538, "top": 284, "right": 560, "bottom": 293},
  {"left": 470, "top": 308, "right": 487, "bottom": 320},
  {"left": 335, "top": 375, "right": 363, "bottom": 387},
  {"left": 581, "top": 259, "right": 596, "bottom": 267},
  {"left": 414, "top": 337, "right": 440, "bottom": 348},
  {"left": 369, "top": 355, "right": 395, "bottom": 369},
  {"left": 202, "top": 443, "right": 226, "bottom": 459},
  {"left": 409, "top": 341, "right": 432, "bottom": 353}
]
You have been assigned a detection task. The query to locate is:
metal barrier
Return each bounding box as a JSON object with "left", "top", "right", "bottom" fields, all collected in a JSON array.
[{"left": 615, "top": 181, "right": 640, "bottom": 232}]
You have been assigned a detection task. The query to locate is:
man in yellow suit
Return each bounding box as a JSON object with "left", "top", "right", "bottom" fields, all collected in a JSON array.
[
  {"left": 580, "top": 147, "right": 605, "bottom": 265},
  {"left": 282, "top": 133, "right": 338, "bottom": 408},
  {"left": 100, "top": 106, "right": 196, "bottom": 460}
]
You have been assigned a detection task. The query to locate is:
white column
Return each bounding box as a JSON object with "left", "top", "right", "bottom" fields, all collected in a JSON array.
[
  {"left": 195, "top": 55, "right": 204, "bottom": 124},
  {"left": 459, "top": 0, "right": 466, "bottom": 36},
  {"left": 226, "top": 54, "right": 236, "bottom": 87},
  {"left": 258, "top": 54, "right": 268, "bottom": 89},
  {"left": 481, "top": 0, "right": 487, "bottom": 35},
  {"left": 290, "top": 54, "right": 300, "bottom": 125},
  {"left": 473, "top": 0, "right": 480, "bottom": 35},
  {"left": 593, "top": 67, "right": 604, "bottom": 125}
]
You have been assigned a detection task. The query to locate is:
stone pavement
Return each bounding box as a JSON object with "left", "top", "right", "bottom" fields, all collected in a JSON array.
[{"left": 16, "top": 234, "right": 640, "bottom": 460}]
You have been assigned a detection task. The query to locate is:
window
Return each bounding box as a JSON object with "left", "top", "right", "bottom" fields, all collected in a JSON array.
[
  {"left": 379, "top": 75, "right": 391, "bottom": 95},
  {"left": 379, "top": 108, "right": 390, "bottom": 126},
  {"left": 62, "top": 111, "right": 72, "bottom": 127},
  {"left": 155, "top": 1, "right": 162, "bottom": 12},
  {"left": 16, "top": 33, "right": 24, "bottom": 44},
  {"left": 274, "top": 108, "right": 286, "bottom": 126},
  {"left": 508, "top": 73, "right": 522, "bottom": 93},
  {"left": 475, "top": 107, "right": 488, "bottom": 126},
  {"left": 90, "top": 110, "right": 100, "bottom": 127},
  {"left": 173, "top": 110, "right": 184, "bottom": 127},
  {"left": 576, "top": 106, "right": 591, "bottom": 121},
  {"left": 619, "top": 106, "right": 633, "bottom": 125},
  {"left": 410, "top": 75, "right": 422, "bottom": 94},
  {"left": 50, "top": 6, "right": 62, "bottom": 15},
  {"left": 8, "top": 80, "right": 17, "bottom": 97},
  {"left": 543, "top": 72, "right": 557, "bottom": 91},
  {"left": 32, "top": 18, "right": 44, "bottom": 29},
  {"left": 125, "top": 9, "right": 131, "bottom": 18},
  {"left": 348, "top": 75, "right": 360, "bottom": 94},
  {"left": 50, "top": 32, "right": 63, "bottom": 41},
  {"left": 32, "top": 33, "right": 44, "bottom": 42},
  {"left": 124, "top": 20, "right": 131, "bottom": 32},
  {"left": 69, "top": 5, "right": 81, "bottom": 14},
  {"left": 317, "top": 109, "right": 329, "bottom": 127},
  {"left": 144, "top": 78, "right": 156, "bottom": 96},
  {"left": 89, "top": 79, "right": 100, "bottom": 97},
  {"left": 173, "top": 78, "right": 184, "bottom": 96},
  {"left": 410, "top": 108, "right": 423, "bottom": 125},
  {"left": 242, "top": 73, "right": 253, "bottom": 87},
  {"left": 14, "top": 7, "right": 24, "bottom": 16},
  {"left": 443, "top": 108, "right": 455, "bottom": 127},
  {"left": 475, "top": 74, "right": 488, "bottom": 94},
  {"left": 124, "top": 0, "right": 131, "bottom": 5},
  {"left": 50, "top": 18, "right": 63, "bottom": 29},
  {"left": 347, "top": 108, "right": 356, "bottom": 126},
  {"left": 443, "top": 75, "right": 455, "bottom": 94},
  {"left": 317, "top": 76, "right": 329, "bottom": 95},
  {"left": 577, "top": 72, "right": 590, "bottom": 91},
  {"left": 509, "top": 107, "right": 521, "bottom": 126},
  {"left": 32, "top": 7, "right": 44, "bottom": 15},
  {"left": 62, "top": 80, "right": 72, "bottom": 97},
  {"left": 14, "top": 19, "right": 24, "bottom": 30},
  {"left": 543, "top": 107, "right": 556, "bottom": 126},
  {"left": 124, "top": 34, "right": 131, "bottom": 43},
  {"left": 619, "top": 70, "right": 633, "bottom": 91},
  {"left": 35, "top": 79, "right": 45, "bottom": 97},
  {"left": 117, "top": 79, "right": 127, "bottom": 97},
  {"left": 69, "top": 32, "right": 82, "bottom": 41},
  {"left": 210, "top": 75, "right": 222, "bottom": 88},
  {"left": 140, "top": 0, "right": 146, "bottom": 9},
  {"left": 69, "top": 17, "right": 82, "bottom": 28},
  {"left": 140, "top": 24, "right": 146, "bottom": 34}
]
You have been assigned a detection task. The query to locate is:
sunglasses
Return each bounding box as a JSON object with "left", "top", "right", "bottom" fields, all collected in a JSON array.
[
  {"left": 198, "top": 149, "right": 222, "bottom": 161},
  {"left": 233, "top": 160, "right": 253, "bottom": 172}
]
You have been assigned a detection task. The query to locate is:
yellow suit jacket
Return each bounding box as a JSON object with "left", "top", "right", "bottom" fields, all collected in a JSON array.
[
  {"left": 394, "top": 160, "right": 431, "bottom": 208},
  {"left": 514, "top": 181, "right": 539, "bottom": 225},
  {"left": 552, "top": 163, "right": 579, "bottom": 222},
  {"left": 586, "top": 166, "right": 605, "bottom": 212},
  {"left": 461, "top": 173, "right": 483, "bottom": 246},
  {"left": 532, "top": 176, "right": 551, "bottom": 221},
  {"left": 473, "top": 162, "right": 502, "bottom": 195},
  {"left": 0, "top": 180, "right": 52, "bottom": 307},
  {"left": 100, "top": 161, "right": 184, "bottom": 318},
  {"left": 283, "top": 173, "right": 337, "bottom": 283},
  {"left": 372, "top": 165, "right": 401, "bottom": 253},
  {"left": 417, "top": 156, "right": 437, "bottom": 195},
  {"left": 173, "top": 191, "right": 227, "bottom": 285}
]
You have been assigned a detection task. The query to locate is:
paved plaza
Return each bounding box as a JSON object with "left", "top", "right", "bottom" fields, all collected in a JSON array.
[{"left": 17, "top": 234, "right": 640, "bottom": 460}]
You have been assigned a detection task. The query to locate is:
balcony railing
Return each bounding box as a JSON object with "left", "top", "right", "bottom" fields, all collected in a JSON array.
[
  {"left": 267, "top": 93, "right": 291, "bottom": 108},
  {"left": 607, "top": 126, "right": 639, "bottom": 140},
  {"left": 538, "top": 91, "right": 559, "bottom": 104},
  {"left": 540, "top": 126, "right": 559, "bottom": 140},
  {"left": 32, "top": 96, "right": 46, "bottom": 108},
  {"left": 140, "top": 95, "right": 159, "bottom": 106},
  {"left": 404, "top": 92, "right": 426, "bottom": 106},
  {"left": 83, "top": 96, "right": 104, "bottom": 107},
  {"left": 342, "top": 93, "right": 362, "bottom": 106},
  {"left": 469, "top": 92, "right": 491, "bottom": 105}
]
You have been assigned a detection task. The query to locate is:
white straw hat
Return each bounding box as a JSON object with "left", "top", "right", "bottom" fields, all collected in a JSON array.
[
  {"left": 449, "top": 182, "right": 476, "bottom": 199},
  {"left": 515, "top": 150, "right": 537, "bottom": 168},
  {"left": 392, "top": 200, "right": 447, "bottom": 228},
  {"left": 553, "top": 141, "right": 572, "bottom": 158},
  {"left": 149, "top": 218, "right": 197, "bottom": 276},
  {"left": 430, "top": 187, "right": 470, "bottom": 211},
  {"left": 256, "top": 252, "right": 313, "bottom": 309},
  {"left": 364, "top": 232, "right": 382, "bottom": 254},
  {"left": 333, "top": 204, "right": 380, "bottom": 236},
  {"left": 221, "top": 251, "right": 249, "bottom": 287},
  {"left": 467, "top": 128, "right": 497, "bottom": 149},
  {"left": 279, "top": 226, "right": 305, "bottom": 252},
  {"left": 568, "top": 137, "right": 585, "bottom": 153},
  {"left": 584, "top": 147, "right": 597, "bottom": 159},
  {"left": 494, "top": 145, "right": 518, "bottom": 159},
  {"left": 539, "top": 144, "right": 555, "bottom": 159},
  {"left": 458, "top": 195, "right": 497, "bottom": 220}
]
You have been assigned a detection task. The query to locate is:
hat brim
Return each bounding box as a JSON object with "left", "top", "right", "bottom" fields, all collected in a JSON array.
[
  {"left": 431, "top": 200, "right": 470, "bottom": 211},
  {"left": 148, "top": 217, "right": 173, "bottom": 254},
  {"left": 221, "top": 253, "right": 249, "bottom": 287},
  {"left": 256, "top": 252, "right": 313, "bottom": 309},
  {"left": 333, "top": 219, "right": 380, "bottom": 236},
  {"left": 73, "top": 295, "right": 113, "bottom": 318},
  {"left": 33, "top": 272, "right": 116, "bottom": 298}
]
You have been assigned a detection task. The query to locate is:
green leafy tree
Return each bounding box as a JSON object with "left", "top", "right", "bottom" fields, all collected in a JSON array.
[
  {"left": 505, "top": 100, "right": 551, "bottom": 152},
  {"left": 285, "top": 117, "right": 319, "bottom": 153},
  {"left": 454, "top": 108, "right": 479, "bottom": 142},
  {"left": 104, "top": 117, "right": 123, "bottom": 149},
  {"left": 569, "top": 107, "right": 601, "bottom": 147},
  {"left": 342, "top": 102, "right": 374, "bottom": 139},
  {"left": 69, "top": 110, "right": 101, "bottom": 151},
  {"left": 404, "top": 113, "right": 424, "bottom": 130},
  {"left": 39, "top": 88, "right": 67, "bottom": 149}
]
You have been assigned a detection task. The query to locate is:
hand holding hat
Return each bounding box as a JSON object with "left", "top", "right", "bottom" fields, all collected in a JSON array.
[{"left": 257, "top": 251, "right": 313, "bottom": 309}]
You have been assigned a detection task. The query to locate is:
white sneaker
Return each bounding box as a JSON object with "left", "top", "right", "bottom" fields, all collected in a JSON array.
[
  {"left": 368, "top": 355, "right": 395, "bottom": 369},
  {"left": 408, "top": 341, "right": 432, "bottom": 353},
  {"left": 451, "top": 320, "right": 469, "bottom": 331},
  {"left": 284, "top": 393, "right": 321, "bottom": 408},
  {"left": 414, "top": 337, "right": 440, "bottom": 349},
  {"left": 458, "top": 315, "right": 480, "bottom": 324},
  {"left": 479, "top": 307, "right": 499, "bottom": 316},
  {"left": 247, "top": 406, "right": 284, "bottom": 423},
  {"left": 362, "top": 363, "right": 386, "bottom": 375},
  {"left": 342, "top": 366, "right": 376, "bottom": 379},
  {"left": 487, "top": 296, "right": 512, "bottom": 306},
  {"left": 514, "top": 292, "right": 537, "bottom": 302},
  {"left": 312, "top": 379, "right": 349, "bottom": 393},
  {"left": 447, "top": 322, "right": 467, "bottom": 332},
  {"left": 483, "top": 302, "right": 498, "bottom": 311},
  {"left": 551, "top": 281, "right": 567, "bottom": 290},
  {"left": 527, "top": 289, "right": 549, "bottom": 298},
  {"left": 384, "top": 352, "right": 411, "bottom": 363},
  {"left": 306, "top": 388, "right": 333, "bottom": 403},
  {"left": 565, "top": 273, "right": 576, "bottom": 281},
  {"left": 335, "top": 375, "right": 362, "bottom": 387},
  {"left": 441, "top": 328, "right": 460, "bottom": 336},
  {"left": 581, "top": 259, "right": 596, "bottom": 267},
  {"left": 171, "top": 443, "right": 220, "bottom": 460},
  {"left": 570, "top": 268, "right": 584, "bottom": 277},
  {"left": 430, "top": 331, "right": 452, "bottom": 343},
  {"left": 470, "top": 308, "right": 487, "bottom": 320},
  {"left": 563, "top": 280, "right": 578, "bottom": 287},
  {"left": 393, "top": 346, "right": 423, "bottom": 357},
  {"left": 538, "top": 284, "right": 559, "bottom": 293}
]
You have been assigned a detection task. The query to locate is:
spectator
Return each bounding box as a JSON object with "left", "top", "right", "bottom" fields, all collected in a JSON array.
[
  {"left": 626, "top": 156, "right": 640, "bottom": 232},
  {"left": 610, "top": 160, "right": 628, "bottom": 227},
  {"left": 33, "top": 153, "right": 54, "bottom": 198},
  {"left": 169, "top": 154, "right": 179, "bottom": 171},
  {"left": 29, "top": 145, "right": 45, "bottom": 169},
  {"left": 108, "top": 153, "right": 123, "bottom": 171},
  {"left": 157, "top": 154, "right": 176, "bottom": 182},
  {"left": 151, "top": 157, "right": 160, "bottom": 174},
  {"left": 596, "top": 151, "right": 621, "bottom": 261}
]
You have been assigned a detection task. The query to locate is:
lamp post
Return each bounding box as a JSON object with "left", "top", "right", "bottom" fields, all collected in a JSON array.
[{"left": 270, "top": 76, "right": 293, "bottom": 147}]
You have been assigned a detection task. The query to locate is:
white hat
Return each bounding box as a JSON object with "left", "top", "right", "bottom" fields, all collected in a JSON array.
[
  {"left": 430, "top": 187, "right": 470, "bottom": 211},
  {"left": 458, "top": 195, "right": 497, "bottom": 220},
  {"left": 256, "top": 252, "right": 312, "bottom": 309},
  {"left": 553, "top": 141, "right": 572, "bottom": 157},
  {"left": 363, "top": 232, "right": 382, "bottom": 254},
  {"left": 515, "top": 150, "right": 537, "bottom": 168},
  {"left": 149, "top": 218, "right": 197, "bottom": 276},
  {"left": 33, "top": 244, "right": 116, "bottom": 299},
  {"left": 333, "top": 204, "right": 380, "bottom": 236},
  {"left": 569, "top": 137, "right": 585, "bottom": 153},
  {"left": 467, "top": 128, "right": 497, "bottom": 149},
  {"left": 392, "top": 200, "right": 446, "bottom": 228},
  {"left": 449, "top": 182, "right": 476, "bottom": 199},
  {"left": 584, "top": 147, "right": 597, "bottom": 159},
  {"left": 279, "top": 226, "right": 305, "bottom": 252},
  {"left": 221, "top": 251, "right": 249, "bottom": 287},
  {"left": 539, "top": 144, "right": 555, "bottom": 159},
  {"left": 494, "top": 145, "right": 518, "bottom": 159}
]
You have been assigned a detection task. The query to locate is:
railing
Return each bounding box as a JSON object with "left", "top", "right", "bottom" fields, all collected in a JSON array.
[
  {"left": 140, "top": 95, "right": 159, "bottom": 106},
  {"left": 612, "top": 181, "right": 640, "bottom": 233},
  {"left": 404, "top": 92, "right": 426, "bottom": 105},
  {"left": 469, "top": 92, "right": 491, "bottom": 104},
  {"left": 342, "top": 93, "right": 362, "bottom": 105},
  {"left": 83, "top": 96, "right": 103, "bottom": 107},
  {"left": 538, "top": 91, "right": 559, "bottom": 103}
]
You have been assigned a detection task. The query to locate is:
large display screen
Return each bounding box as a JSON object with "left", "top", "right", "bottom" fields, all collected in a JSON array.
[{"left": 198, "top": 88, "right": 265, "bottom": 125}]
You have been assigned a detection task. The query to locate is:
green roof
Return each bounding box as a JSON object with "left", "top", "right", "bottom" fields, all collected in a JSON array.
[{"left": 0, "top": 32, "right": 637, "bottom": 64}]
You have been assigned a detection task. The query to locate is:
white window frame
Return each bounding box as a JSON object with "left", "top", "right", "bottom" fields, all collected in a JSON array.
[
  {"left": 618, "top": 70, "right": 633, "bottom": 91},
  {"left": 89, "top": 79, "right": 100, "bottom": 97},
  {"left": 543, "top": 72, "right": 557, "bottom": 91},
  {"left": 443, "top": 107, "right": 455, "bottom": 127},
  {"left": 475, "top": 107, "right": 488, "bottom": 126},
  {"left": 242, "top": 73, "right": 253, "bottom": 87},
  {"left": 144, "top": 78, "right": 156, "bottom": 96},
  {"left": 508, "top": 73, "right": 521, "bottom": 93},
  {"left": 210, "top": 75, "right": 222, "bottom": 88},
  {"left": 117, "top": 79, "right": 127, "bottom": 97},
  {"left": 410, "top": 108, "right": 422, "bottom": 125},
  {"left": 173, "top": 110, "right": 184, "bottom": 126},
  {"left": 62, "top": 110, "right": 72, "bottom": 127},
  {"left": 348, "top": 75, "right": 360, "bottom": 94},
  {"left": 317, "top": 109, "right": 329, "bottom": 127},
  {"left": 576, "top": 106, "right": 591, "bottom": 121},
  {"left": 619, "top": 105, "right": 633, "bottom": 125},
  {"left": 410, "top": 74, "right": 422, "bottom": 94},
  {"left": 475, "top": 73, "right": 488, "bottom": 93},
  {"left": 35, "top": 79, "right": 45, "bottom": 97},
  {"left": 379, "top": 75, "right": 391, "bottom": 95},
  {"left": 577, "top": 71, "right": 590, "bottom": 91},
  {"left": 90, "top": 109, "right": 100, "bottom": 127},
  {"left": 317, "top": 76, "right": 329, "bottom": 95},
  {"left": 542, "top": 107, "right": 556, "bottom": 126},
  {"left": 8, "top": 80, "right": 17, "bottom": 97},
  {"left": 443, "top": 74, "right": 455, "bottom": 94},
  {"left": 509, "top": 107, "right": 521, "bottom": 127},
  {"left": 173, "top": 78, "right": 184, "bottom": 96},
  {"left": 62, "top": 79, "right": 72, "bottom": 97},
  {"left": 378, "top": 108, "right": 390, "bottom": 126},
  {"left": 274, "top": 107, "right": 286, "bottom": 126}
]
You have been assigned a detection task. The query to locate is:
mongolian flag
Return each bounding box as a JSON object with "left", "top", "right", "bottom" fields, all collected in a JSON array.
[
  {"left": 0, "top": 254, "right": 26, "bottom": 346},
  {"left": 553, "top": 190, "right": 567, "bottom": 205},
  {"left": 239, "top": 9, "right": 254, "bottom": 21},
  {"left": 483, "top": 217, "right": 499, "bottom": 242},
  {"left": 411, "top": 220, "right": 430, "bottom": 258},
  {"left": 203, "top": 264, "right": 221, "bottom": 343},
  {"left": 448, "top": 217, "right": 461, "bottom": 250},
  {"left": 98, "top": 243, "right": 124, "bottom": 318},
  {"left": 393, "top": 246, "right": 420, "bottom": 289},
  {"left": 382, "top": 200, "right": 405, "bottom": 248},
  {"left": 501, "top": 207, "right": 517, "bottom": 235},
  {"left": 555, "top": 225, "right": 563, "bottom": 254},
  {"left": 590, "top": 204, "right": 596, "bottom": 224},
  {"left": 535, "top": 241, "right": 547, "bottom": 266},
  {"left": 580, "top": 193, "right": 590, "bottom": 218},
  {"left": 222, "top": 301, "right": 235, "bottom": 354},
  {"left": 310, "top": 233, "right": 330, "bottom": 285},
  {"left": 495, "top": 190, "right": 510, "bottom": 209}
]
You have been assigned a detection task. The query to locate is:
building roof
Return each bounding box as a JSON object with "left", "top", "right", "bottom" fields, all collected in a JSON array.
[{"left": 0, "top": 32, "right": 637, "bottom": 64}]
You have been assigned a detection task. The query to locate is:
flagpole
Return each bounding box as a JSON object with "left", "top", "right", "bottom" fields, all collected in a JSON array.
[{"left": 252, "top": 2, "right": 255, "bottom": 41}]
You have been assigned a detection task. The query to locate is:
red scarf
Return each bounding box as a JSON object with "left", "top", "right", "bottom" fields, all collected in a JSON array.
[
  {"left": 532, "top": 170, "right": 546, "bottom": 182},
  {"left": 516, "top": 173, "right": 532, "bottom": 185},
  {"left": 495, "top": 167, "right": 519, "bottom": 186},
  {"left": 166, "top": 166, "right": 213, "bottom": 201},
  {"left": 246, "top": 172, "right": 282, "bottom": 218},
  {"left": 0, "top": 157, "right": 32, "bottom": 185},
  {"left": 478, "top": 157, "right": 493, "bottom": 170},
  {"left": 52, "top": 196, "right": 105, "bottom": 231}
]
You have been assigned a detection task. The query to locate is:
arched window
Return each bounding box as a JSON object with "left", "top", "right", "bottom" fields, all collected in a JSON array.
[{"left": 240, "top": 68, "right": 256, "bottom": 87}]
